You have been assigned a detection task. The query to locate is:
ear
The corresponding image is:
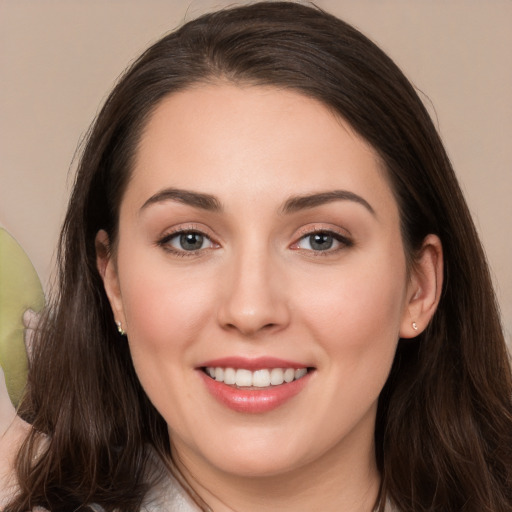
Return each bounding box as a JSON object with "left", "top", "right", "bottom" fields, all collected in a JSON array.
[
  {"left": 400, "top": 234, "right": 443, "bottom": 338},
  {"left": 95, "top": 230, "right": 126, "bottom": 329}
]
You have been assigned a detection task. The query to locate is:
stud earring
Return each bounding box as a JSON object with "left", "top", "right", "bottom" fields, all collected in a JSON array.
[
  {"left": 412, "top": 321, "right": 418, "bottom": 331},
  {"left": 116, "top": 320, "right": 126, "bottom": 336}
]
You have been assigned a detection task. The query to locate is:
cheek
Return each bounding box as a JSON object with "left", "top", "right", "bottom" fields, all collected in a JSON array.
[
  {"left": 117, "top": 252, "right": 218, "bottom": 358},
  {"left": 297, "top": 251, "right": 407, "bottom": 362},
  {"left": 116, "top": 258, "right": 219, "bottom": 417}
]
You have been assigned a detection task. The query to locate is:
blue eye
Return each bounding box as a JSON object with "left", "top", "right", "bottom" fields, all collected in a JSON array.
[
  {"left": 160, "top": 231, "right": 215, "bottom": 253},
  {"left": 307, "top": 233, "right": 334, "bottom": 251},
  {"left": 295, "top": 231, "right": 351, "bottom": 252},
  {"left": 176, "top": 232, "right": 206, "bottom": 251}
]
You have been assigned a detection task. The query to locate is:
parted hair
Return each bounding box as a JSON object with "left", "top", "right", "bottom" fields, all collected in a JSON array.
[{"left": 8, "top": 2, "right": 512, "bottom": 511}]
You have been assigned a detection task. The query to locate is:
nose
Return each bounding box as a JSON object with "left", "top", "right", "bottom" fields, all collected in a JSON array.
[{"left": 217, "top": 247, "right": 291, "bottom": 337}]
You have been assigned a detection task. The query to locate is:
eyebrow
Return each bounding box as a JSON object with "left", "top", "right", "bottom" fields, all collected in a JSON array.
[
  {"left": 281, "top": 190, "right": 375, "bottom": 216},
  {"left": 140, "top": 187, "right": 374, "bottom": 216},
  {"left": 140, "top": 188, "right": 222, "bottom": 212}
]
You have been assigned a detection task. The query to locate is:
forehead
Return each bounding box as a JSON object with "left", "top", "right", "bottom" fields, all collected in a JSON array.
[{"left": 126, "top": 83, "right": 396, "bottom": 218}]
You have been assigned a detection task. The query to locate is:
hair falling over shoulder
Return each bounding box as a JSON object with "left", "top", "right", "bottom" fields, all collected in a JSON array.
[{"left": 6, "top": 3, "right": 512, "bottom": 511}]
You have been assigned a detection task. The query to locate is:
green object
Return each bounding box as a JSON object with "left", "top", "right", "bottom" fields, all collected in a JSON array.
[{"left": 0, "top": 228, "right": 45, "bottom": 406}]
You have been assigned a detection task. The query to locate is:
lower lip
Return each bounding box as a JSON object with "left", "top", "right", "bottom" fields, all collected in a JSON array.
[{"left": 199, "top": 370, "right": 312, "bottom": 413}]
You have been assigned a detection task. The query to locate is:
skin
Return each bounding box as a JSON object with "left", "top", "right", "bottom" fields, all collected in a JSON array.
[{"left": 97, "top": 83, "right": 442, "bottom": 512}]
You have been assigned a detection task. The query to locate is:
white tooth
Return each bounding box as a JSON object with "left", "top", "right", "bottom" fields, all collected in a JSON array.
[
  {"left": 235, "top": 369, "right": 253, "bottom": 387},
  {"left": 206, "top": 367, "right": 215, "bottom": 378},
  {"left": 224, "top": 367, "right": 236, "bottom": 385},
  {"left": 270, "top": 368, "right": 284, "bottom": 385},
  {"left": 214, "top": 367, "right": 224, "bottom": 382},
  {"left": 253, "top": 369, "right": 271, "bottom": 387},
  {"left": 295, "top": 368, "right": 307, "bottom": 380},
  {"left": 283, "top": 368, "right": 295, "bottom": 383}
]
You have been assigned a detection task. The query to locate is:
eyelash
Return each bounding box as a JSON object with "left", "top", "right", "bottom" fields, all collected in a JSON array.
[
  {"left": 290, "top": 228, "right": 353, "bottom": 255},
  {"left": 157, "top": 227, "right": 218, "bottom": 257},
  {"left": 156, "top": 227, "right": 353, "bottom": 257}
]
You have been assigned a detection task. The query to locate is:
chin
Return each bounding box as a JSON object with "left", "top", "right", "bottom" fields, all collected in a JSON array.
[
  {"left": 212, "top": 454, "right": 305, "bottom": 479},
  {"left": 192, "top": 432, "right": 321, "bottom": 479}
]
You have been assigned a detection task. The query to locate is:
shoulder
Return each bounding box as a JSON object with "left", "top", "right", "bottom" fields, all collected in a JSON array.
[{"left": 0, "top": 414, "right": 31, "bottom": 507}]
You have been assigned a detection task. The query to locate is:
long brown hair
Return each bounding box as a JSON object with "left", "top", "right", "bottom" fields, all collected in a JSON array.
[{"left": 8, "top": 2, "right": 512, "bottom": 511}]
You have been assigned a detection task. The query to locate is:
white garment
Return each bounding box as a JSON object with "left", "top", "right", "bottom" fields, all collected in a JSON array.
[
  {"left": 140, "top": 469, "right": 201, "bottom": 512},
  {"left": 84, "top": 453, "right": 201, "bottom": 512}
]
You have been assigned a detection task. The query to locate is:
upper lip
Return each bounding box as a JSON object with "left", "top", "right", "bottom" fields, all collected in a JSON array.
[{"left": 199, "top": 356, "right": 311, "bottom": 371}]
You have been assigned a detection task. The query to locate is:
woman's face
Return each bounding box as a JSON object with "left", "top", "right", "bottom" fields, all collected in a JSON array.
[{"left": 101, "top": 83, "right": 421, "bottom": 481}]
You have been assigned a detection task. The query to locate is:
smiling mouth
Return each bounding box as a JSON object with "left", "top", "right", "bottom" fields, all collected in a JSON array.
[{"left": 202, "top": 367, "right": 313, "bottom": 388}]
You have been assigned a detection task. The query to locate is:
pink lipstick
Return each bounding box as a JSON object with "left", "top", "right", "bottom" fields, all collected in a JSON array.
[{"left": 198, "top": 357, "right": 313, "bottom": 413}]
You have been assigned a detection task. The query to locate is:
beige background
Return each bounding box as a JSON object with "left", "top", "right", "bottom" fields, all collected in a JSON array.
[{"left": 1, "top": 1, "right": 511, "bottom": 428}]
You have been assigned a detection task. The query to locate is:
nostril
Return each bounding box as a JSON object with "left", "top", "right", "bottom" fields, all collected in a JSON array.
[{"left": 223, "top": 321, "right": 280, "bottom": 336}]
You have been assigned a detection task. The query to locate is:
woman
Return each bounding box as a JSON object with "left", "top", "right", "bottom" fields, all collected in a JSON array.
[{"left": 2, "top": 2, "right": 511, "bottom": 511}]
